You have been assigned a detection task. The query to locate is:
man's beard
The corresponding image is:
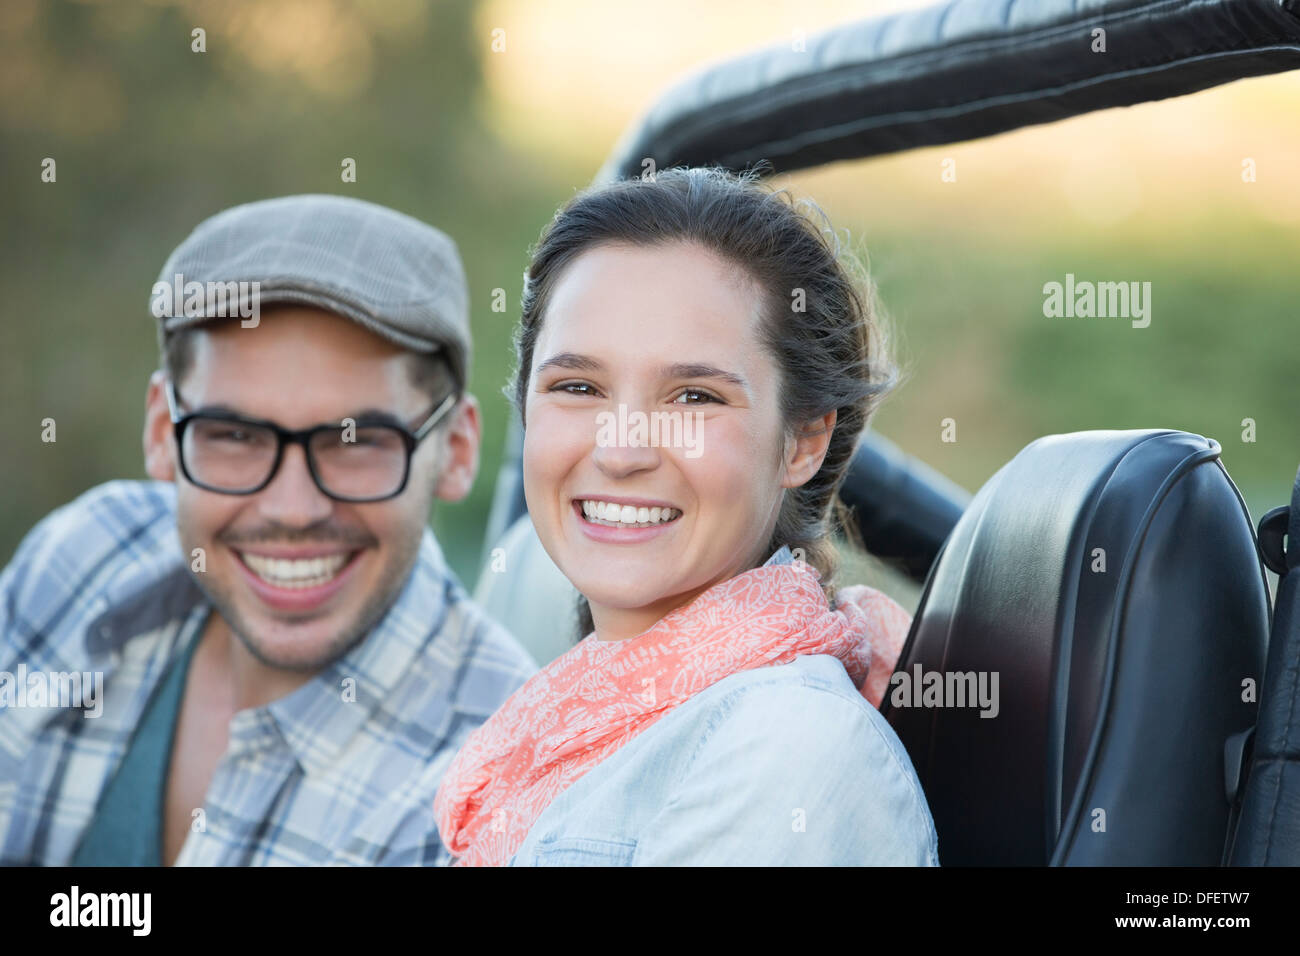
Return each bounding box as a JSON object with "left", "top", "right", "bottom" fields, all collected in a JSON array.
[
  {"left": 198, "top": 569, "right": 405, "bottom": 673},
  {"left": 179, "top": 525, "right": 424, "bottom": 674}
]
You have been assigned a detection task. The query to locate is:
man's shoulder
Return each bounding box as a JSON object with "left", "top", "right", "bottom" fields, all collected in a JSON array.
[
  {"left": 455, "top": 584, "right": 539, "bottom": 669},
  {"left": 396, "top": 537, "right": 538, "bottom": 719},
  {"left": 5, "top": 480, "right": 176, "bottom": 561},
  {"left": 432, "top": 571, "right": 539, "bottom": 701},
  {"left": 2, "top": 480, "right": 180, "bottom": 616}
]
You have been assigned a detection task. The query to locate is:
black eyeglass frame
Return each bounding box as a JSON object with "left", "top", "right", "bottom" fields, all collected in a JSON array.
[{"left": 165, "top": 379, "right": 459, "bottom": 502}]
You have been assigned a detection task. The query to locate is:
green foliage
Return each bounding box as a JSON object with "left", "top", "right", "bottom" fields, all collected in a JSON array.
[{"left": 2, "top": 0, "right": 1296, "bottom": 593}]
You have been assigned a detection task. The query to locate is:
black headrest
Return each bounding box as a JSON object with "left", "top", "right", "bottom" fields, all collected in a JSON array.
[{"left": 885, "top": 429, "right": 1270, "bottom": 865}]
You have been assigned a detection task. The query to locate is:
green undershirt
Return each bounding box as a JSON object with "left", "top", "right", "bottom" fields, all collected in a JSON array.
[{"left": 72, "top": 628, "right": 201, "bottom": 866}]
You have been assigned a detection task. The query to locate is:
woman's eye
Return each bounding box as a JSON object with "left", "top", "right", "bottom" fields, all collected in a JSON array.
[
  {"left": 672, "top": 389, "right": 719, "bottom": 405},
  {"left": 551, "top": 382, "right": 597, "bottom": 396}
]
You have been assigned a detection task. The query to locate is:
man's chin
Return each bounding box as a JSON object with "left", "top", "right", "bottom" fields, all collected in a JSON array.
[
  {"left": 204, "top": 591, "right": 374, "bottom": 672},
  {"left": 231, "top": 619, "right": 368, "bottom": 672}
]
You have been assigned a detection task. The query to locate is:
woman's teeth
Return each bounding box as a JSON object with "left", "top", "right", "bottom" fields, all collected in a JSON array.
[
  {"left": 580, "top": 500, "right": 680, "bottom": 528},
  {"left": 240, "top": 552, "right": 351, "bottom": 589}
]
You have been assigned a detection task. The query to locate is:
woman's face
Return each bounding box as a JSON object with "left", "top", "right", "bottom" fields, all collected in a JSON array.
[{"left": 523, "top": 240, "right": 802, "bottom": 642}]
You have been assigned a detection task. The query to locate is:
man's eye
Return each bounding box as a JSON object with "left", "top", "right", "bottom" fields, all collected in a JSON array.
[
  {"left": 672, "top": 389, "right": 719, "bottom": 405},
  {"left": 195, "top": 421, "right": 272, "bottom": 447}
]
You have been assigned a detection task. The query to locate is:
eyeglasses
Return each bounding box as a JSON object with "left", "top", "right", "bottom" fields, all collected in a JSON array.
[{"left": 166, "top": 380, "right": 459, "bottom": 502}]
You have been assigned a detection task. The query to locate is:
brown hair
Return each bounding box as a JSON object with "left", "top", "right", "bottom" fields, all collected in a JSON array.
[{"left": 512, "top": 166, "right": 897, "bottom": 631}]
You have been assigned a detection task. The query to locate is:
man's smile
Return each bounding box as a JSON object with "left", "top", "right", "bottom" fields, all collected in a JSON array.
[{"left": 231, "top": 546, "right": 367, "bottom": 612}]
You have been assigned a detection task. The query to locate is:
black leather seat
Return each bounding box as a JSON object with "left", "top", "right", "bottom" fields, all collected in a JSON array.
[
  {"left": 885, "top": 429, "right": 1270, "bottom": 865},
  {"left": 1230, "top": 467, "right": 1300, "bottom": 866}
]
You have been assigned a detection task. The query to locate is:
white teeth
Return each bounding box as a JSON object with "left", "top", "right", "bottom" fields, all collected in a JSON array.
[
  {"left": 578, "top": 500, "right": 680, "bottom": 528},
  {"left": 241, "top": 551, "right": 350, "bottom": 589}
]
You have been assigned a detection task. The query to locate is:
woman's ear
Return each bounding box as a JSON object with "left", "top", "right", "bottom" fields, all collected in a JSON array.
[
  {"left": 782, "top": 409, "right": 837, "bottom": 489},
  {"left": 142, "top": 370, "right": 176, "bottom": 482}
]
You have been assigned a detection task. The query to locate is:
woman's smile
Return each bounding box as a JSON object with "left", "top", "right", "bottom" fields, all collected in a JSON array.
[{"left": 572, "top": 495, "right": 683, "bottom": 543}]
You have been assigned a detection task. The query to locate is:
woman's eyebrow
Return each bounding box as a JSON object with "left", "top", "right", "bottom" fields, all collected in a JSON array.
[
  {"left": 535, "top": 354, "right": 750, "bottom": 393},
  {"left": 663, "top": 363, "right": 749, "bottom": 392},
  {"left": 535, "top": 352, "right": 604, "bottom": 374}
]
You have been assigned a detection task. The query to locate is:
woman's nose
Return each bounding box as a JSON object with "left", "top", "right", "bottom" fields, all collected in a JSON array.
[{"left": 590, "top": 405, "right": 661, "bottom": 478}]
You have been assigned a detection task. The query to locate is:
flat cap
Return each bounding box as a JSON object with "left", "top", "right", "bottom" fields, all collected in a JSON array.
[{"left": 150, "top": 194, "right": 470, "bottom": 387}]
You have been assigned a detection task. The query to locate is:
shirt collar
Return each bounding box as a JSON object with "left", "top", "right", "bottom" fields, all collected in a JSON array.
[
  {"left": 261, "top": 528, "right": 457, "bottom": 777},
  {"left": 764, "top": 545, "right": 795, "bottom": 567}
]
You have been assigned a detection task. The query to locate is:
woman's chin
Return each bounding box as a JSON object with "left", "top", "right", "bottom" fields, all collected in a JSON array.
[
  {"left": 572, "top": 572, "right": 696, "bottom": 616},
  {"left": 576, "top": 570, "right": 721, "bottom": 620},
  {"left": 576, "top": 582, "right": 668, "bottom": 613}
]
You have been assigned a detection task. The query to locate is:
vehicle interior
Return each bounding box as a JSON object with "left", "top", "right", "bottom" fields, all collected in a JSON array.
[{"left": 472, "top": 0, "right": 1300, "bottom": 866}]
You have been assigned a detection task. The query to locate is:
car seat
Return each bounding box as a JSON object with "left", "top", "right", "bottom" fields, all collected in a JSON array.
[{"left": 884, "top": 429, "right": 1270, "bottom": 865}]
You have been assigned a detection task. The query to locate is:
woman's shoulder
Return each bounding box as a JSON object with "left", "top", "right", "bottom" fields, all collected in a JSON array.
[
  {"left": 512, "top": 655, "right": 939, "bottom": 865},
  {"left": 689, "top": 655, "right": 915, "bottom": 775},
  {"left": 635, "top": 655, "right": 938, "bottom": 865},
  {"left": 699, "top": 653, "right": 871, "bottom": 715}
]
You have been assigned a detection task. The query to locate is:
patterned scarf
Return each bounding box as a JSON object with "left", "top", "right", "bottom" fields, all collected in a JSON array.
[{"left": 433, "top": 560, "right": 910, "bottom": 866}]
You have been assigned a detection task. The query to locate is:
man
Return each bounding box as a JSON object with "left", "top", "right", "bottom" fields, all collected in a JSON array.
[{"left": 0, "top": 195, "right": 537, "bottom": 865}]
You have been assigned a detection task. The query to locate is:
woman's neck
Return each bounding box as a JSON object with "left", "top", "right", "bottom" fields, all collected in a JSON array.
[{"left": 589, "top": 555, "right": 769, "bottom": 642}]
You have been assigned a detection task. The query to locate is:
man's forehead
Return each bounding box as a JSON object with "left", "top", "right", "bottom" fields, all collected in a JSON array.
[
  {"left": 181, "top": 375, "right": 414, "bottom": 423},
  {"left": 184, "top": 320, "right": 421, "bottom": 417}
]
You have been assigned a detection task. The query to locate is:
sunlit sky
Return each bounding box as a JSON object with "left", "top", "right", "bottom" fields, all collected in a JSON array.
[{"left": 476, "top": 0, "right": 1300, "bottom": 232}]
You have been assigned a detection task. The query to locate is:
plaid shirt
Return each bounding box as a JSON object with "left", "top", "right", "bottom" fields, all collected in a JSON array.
[{"left": 0, "top": 480, "right": 537, "bottom": 866}]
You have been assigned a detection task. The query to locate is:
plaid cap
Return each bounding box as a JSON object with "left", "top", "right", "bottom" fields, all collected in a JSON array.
[{"left": 151, "top": 194, "right": 471, "bottom": 388}]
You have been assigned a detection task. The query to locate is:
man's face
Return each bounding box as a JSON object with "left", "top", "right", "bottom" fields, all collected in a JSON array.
[{"left": 143, "top": 306, "right": 480, "bottom": 672}]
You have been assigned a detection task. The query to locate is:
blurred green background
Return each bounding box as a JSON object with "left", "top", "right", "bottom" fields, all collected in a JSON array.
[{"left": 2, "top": 0, "right": 1297, "bottom": 598}]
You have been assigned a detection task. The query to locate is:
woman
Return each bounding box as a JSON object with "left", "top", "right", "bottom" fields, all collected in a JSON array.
[{"left": 435, "top": 167, "right": 938, "bottom": 866}]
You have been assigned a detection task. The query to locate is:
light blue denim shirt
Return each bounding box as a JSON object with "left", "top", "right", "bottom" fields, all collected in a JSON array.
[{"left": 508, "top": 548, "right": 939, "bottom": 866}]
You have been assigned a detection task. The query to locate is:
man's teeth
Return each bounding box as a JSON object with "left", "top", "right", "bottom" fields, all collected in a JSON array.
[
  {"left": 580, "top": 500, "right": 680, "bottom": 527},
  {"left": 240, "top": 552, "right": 351, "bottom": 588}
]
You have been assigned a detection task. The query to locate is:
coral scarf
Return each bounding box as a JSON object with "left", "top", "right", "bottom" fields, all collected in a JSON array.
[{"left": 433, "top": 560, "right": 911, "bottom": 867}]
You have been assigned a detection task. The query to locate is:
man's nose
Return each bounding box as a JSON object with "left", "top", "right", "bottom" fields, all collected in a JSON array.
[{"left": 255, "top": 444, "right": 334, "bottom": 526}]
